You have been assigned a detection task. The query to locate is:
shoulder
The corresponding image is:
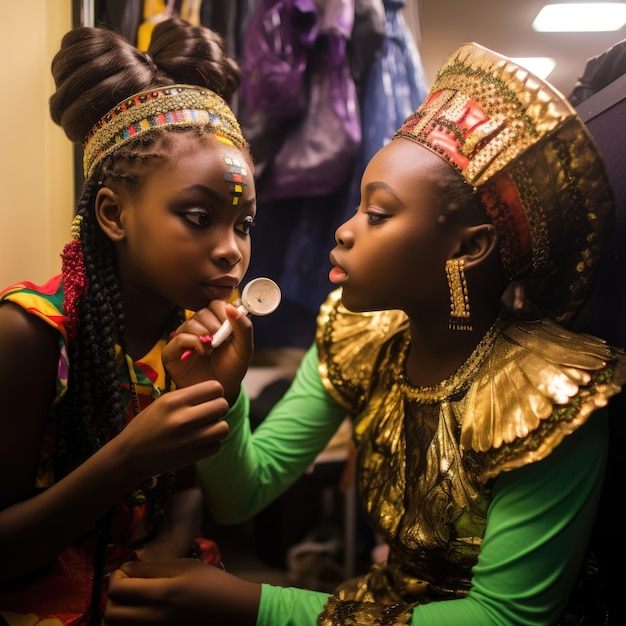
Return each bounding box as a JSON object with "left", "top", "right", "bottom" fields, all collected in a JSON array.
[
  {"left": 0, "top": 295, "right": 61, "bottom": 434},
  {"left": 462, "top": 316, "right": 626, "bottom": 483},
  {"left": 315, "top": 288, "right": 409, "bottom": 409},
  {"left": 0, "top": 275, "right": 66, "bottom": 395},
  {"left": 0, "top": 275, "right": 68, "bottom": 342},
  {"left": 0, "top": 277, "right": 64, "bottom": 376}
]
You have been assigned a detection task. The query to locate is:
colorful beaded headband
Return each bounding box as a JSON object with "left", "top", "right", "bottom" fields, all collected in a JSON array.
[
  {"left": 83, "top": 84, "right": 247, "bottom": 178},
  {"left": 393, "top": 43, "right": 614, "bottom": 325}
]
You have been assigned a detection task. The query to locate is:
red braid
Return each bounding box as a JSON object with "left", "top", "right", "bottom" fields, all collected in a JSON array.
[{"left": 61, "top": 215, "right": 87, "bottom": 341}]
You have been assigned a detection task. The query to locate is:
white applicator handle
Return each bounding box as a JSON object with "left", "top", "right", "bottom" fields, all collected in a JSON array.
[{"left": 210, "top": 277, "right": 281, "bottom": 348}]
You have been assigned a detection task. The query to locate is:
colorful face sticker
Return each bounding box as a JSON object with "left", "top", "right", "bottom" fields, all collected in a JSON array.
[{"left": 223, "top": 156, "right": 247, "bottom": 206}]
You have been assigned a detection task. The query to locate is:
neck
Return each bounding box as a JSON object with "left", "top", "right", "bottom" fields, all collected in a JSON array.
[
  {"left": 120, "top": 287, "right": 179, "bottom": 358},
  {"left": 405, "top": 307, "right": 501, "bottom": 387}
]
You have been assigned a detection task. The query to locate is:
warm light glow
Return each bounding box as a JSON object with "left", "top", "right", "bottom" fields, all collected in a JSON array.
[
  {"left": 533, "top": 3, "right": 626, "bottom": 32},
  {"left": 511, "top": 57, "right": 557, "bottom": 79}
]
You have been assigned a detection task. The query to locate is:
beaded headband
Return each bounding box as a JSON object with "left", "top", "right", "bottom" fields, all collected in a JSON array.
[
  {"left": 393, "top": 43, "right": 614, "bottom": 325},
  {"left": 83, "top": 84, "right": 247, "bottom": 178}
]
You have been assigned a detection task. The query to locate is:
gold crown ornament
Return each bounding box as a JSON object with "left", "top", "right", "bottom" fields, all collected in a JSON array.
[{"left": 393, "top": 43, "right": 615, "bottom": 326}]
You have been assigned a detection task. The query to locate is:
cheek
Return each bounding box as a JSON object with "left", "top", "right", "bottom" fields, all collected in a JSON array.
[
  {"left": 391, "top": 230, "right": 447, "bottom": 285},
  {"left": 241, "top": 242, "right": 252, "bottom": 264},
  {"left": 129, "top": 225, "right": 201, "bottom": 275}
]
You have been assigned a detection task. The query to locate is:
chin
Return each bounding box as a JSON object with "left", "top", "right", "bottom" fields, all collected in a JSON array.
[{"left": 339, "top": 290, "right": 377, "bottom": 313}]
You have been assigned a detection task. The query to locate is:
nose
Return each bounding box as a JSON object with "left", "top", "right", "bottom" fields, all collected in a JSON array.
[
  {"left": 212, "top": 231, "right": 242, "bottom": 267},
  {"left": 335, "top": 216, "right": 355, "bottom": 247}
]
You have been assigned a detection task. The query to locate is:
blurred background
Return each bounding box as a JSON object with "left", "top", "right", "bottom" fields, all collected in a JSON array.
[
  {"left": 3, "top": 1, "right": 625, "bottom": 288},
  {"left": 416, "top": 0, "right": 626, "bottom": 94}
]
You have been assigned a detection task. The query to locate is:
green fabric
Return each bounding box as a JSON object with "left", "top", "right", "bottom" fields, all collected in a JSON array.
[
  {"left": 197, "top": 346, "right": 347, "bottom": 522},
  {"left": 196, "top": 345, "right": 608, "bottom": 625}
]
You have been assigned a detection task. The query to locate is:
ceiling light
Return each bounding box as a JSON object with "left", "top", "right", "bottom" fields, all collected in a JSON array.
[
  {"left": 532, "top": 3, "right": 626, "bottom": 32},
  {"left": 511, "top": 57, "right": 557, "bottom": 79}
]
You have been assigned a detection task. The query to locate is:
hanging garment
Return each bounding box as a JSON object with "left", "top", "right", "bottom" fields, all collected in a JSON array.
[
  {"left": 95, "top": 0, "right": 144, "bottom": 45},
  {"left": 339, "top": 0, "right": 429, "bottom": 223},
  {"left": 239, "top": 0, "right": 318, "bottom": 119},
  {"left": 199, "top": 0, "right": 255, "bottom": 58},
  {"left": 136, "top": 0, "right": 177, "bottom": 51},
  {"left": 240, "top": 0, "right": 361, "bottom": 202},
  {"left": 245, "top": 0, "right": 428, "bottom": 348}
]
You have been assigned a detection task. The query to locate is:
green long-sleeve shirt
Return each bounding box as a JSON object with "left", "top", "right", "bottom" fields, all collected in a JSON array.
[{"left": 197, "top": 345, "right": 609, "bottom": 625}]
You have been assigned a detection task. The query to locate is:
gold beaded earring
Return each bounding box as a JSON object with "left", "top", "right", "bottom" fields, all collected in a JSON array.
[{"left": 445, "top": 258, "right": 472, "bottom": 331}]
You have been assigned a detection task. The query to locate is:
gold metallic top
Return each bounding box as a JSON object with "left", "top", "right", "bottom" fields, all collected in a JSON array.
[
  {"left": 82, "top": 84, "right": 247, "bottom": 178},
  {"left": 394, "top": 43, "right": 615, "bottom": 326},
  {"left": 315, "top": 289, "right": 626, "bottom": 622}
]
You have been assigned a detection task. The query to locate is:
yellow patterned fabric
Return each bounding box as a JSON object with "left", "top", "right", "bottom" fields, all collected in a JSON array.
[{"left": 315, "top": 289, "right": 626, "bottom": 623}]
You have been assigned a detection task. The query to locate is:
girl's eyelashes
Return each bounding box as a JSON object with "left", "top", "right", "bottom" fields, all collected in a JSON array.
[
  {"left": 366, "top": 209, "right": 390, "bottom": 225},
  {"left": 176, "top": 209, "right": 255, "bottom": 235},
  {"left": 236, "top": 215, "right": 256, "bottom": 236},
  {"left": 177, "top": 209, "right": 212, "bottom": 229}
]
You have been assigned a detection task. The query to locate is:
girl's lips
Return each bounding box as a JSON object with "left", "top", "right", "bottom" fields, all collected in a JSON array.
[
  {"left": 202, "top": 284, "right": 236, "bottom": 301},
  {"left": 329, "top": 266, "right": 347, "bottom": 284}
]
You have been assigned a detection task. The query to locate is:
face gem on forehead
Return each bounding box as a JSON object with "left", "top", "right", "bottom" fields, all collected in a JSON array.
[{"left": 223, "top": 156, "right": 247, "bottom": 206}]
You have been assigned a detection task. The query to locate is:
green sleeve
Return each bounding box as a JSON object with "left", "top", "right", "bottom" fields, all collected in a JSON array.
[
  {"left": 196, "top": 344, "right": 347, "bottom": 523},
  {"left": 411, "top": 409, "right": 608, "bottom": 625},
  {"left": 256, "top": 411, "right": 608, "bottom": 626},
  {"left": 258, "top": 585, "right": 329, "bottom": 626}
]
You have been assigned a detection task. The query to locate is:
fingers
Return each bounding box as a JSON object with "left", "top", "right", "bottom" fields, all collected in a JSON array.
[
  {"left": 159, "top": 382, "right": 230, "bottom": 445},
  {"left": 105, "top": 560, "right": 210, "bottom": 624},
  {"left": 119, "top": 559, "right": 181, "bottom": 578},
  {"left": 173, "top": 313, "right": 219, "bottom": 361},
  {"left": 108, "top": 560, "right": 201, "bottom": 598},
  {"left": 118, "top": 381, "right": 229, "bottom": 479},
  {"left": 177, "top": 378, "right": 225, "bottom": 404},
  {"left": 167, "top": 304, "right": 251, "bottom": 361},
  {"left": 179, "top": 334, "right": 213, "bottom": 361},
  {"left": 224, "top": 301, "right": 252, "bottom": 335},
  {"left": 187, "top": 303, "right": 252, "bottom": 352}
]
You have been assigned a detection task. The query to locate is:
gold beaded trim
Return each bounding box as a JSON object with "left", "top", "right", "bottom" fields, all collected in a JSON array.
[
  {"left": 82, "top": 84, "right": 247, "bottom": 178},
  {"left": 446, "top": 258, "right": 472, "bottom": 331}
]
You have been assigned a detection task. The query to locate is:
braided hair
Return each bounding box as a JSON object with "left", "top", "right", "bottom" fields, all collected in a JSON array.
[{"left": 48, "top": 18, "right": 241, "bottom": 622}]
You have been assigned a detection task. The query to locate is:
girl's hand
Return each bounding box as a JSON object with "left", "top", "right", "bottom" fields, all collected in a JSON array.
[
  {"left": 113, "top": 380, "right": 229, "bottom": 480},
  {"left": 163, "top": 301, "right": 253, "bottom": 403},
  {"left": 104, "top": 559, "right": 260, "bottom": 625},
  {"left": 132, "top": 540, "right": 180, "bottom": 564}
]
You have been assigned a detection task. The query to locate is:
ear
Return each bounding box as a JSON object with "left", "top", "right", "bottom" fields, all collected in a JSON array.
[
  {"left": 95, "top": 186, "right": 125, "bottom": 241},
  {"left": 455, "top": 224, "right": 498, "bottom": 268}
]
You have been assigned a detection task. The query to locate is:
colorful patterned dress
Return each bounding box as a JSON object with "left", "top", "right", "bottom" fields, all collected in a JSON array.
[{"left": 0, "top": 275, "right": 219, "bottom": 625}]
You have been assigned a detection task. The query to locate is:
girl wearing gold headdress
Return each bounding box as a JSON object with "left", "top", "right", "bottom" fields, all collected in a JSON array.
[{"left": 105, "top": 43, "right": 624, "bottom": 626}]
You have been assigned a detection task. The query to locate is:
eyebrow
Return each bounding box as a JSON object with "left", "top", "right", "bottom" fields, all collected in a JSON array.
[
  {"left": 180, "top": 184, "right": 255, "bottom": 208},
  {"left": 363, "top": 181, "right": 405, "bottom": 205}
]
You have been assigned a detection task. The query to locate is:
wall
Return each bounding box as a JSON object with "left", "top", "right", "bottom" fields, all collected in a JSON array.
[{"left": 0, "top": 1, "right": 73, "bottom": 288}]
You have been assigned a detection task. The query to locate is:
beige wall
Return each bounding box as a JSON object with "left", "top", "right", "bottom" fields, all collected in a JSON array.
[{"left": 0, "top": 1, "right": 73, "bottom": 287}]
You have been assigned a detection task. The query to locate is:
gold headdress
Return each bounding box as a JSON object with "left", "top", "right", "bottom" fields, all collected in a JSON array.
[
  {"left": 83, "top": 84, "right": 247, "bottom": 178},
  {"left": 394, "top": 43, "right": 615, "bottom": 325}
]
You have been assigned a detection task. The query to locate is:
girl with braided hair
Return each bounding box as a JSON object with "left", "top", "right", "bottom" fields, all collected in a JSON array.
[
  {"left": 105, "top": 44, "right": 626, "bottom": 625},
  {"left": 0, "top": 17, "right": 256, "bottom": 625}
]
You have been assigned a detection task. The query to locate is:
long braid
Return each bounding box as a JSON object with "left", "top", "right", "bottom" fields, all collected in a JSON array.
[{"left": 57, "top": 185, "right": 126, "bottom": 476}]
